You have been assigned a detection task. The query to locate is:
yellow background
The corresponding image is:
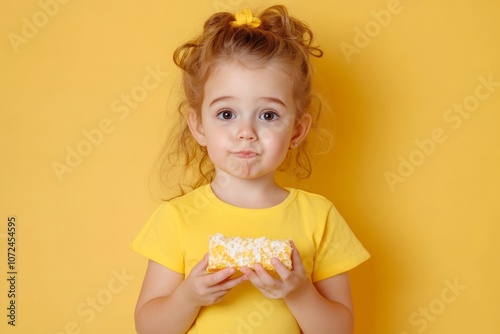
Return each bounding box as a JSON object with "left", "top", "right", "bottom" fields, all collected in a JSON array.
[{"left": 1, "top": 0, "right": 499, "bottom": 333}]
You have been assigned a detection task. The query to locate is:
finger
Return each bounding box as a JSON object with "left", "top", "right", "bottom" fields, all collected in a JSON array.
[
  {"left": 240, "top": 266, "right": 264, "bottom": 287},
  {"left": 253, "top": 263, "right": 278, "bottom": 286},
  {"left": 271, "top": 257, "right": 291, "bottom": 279},
  {"left": 191, "top": 253, "right": 209, "bottom": 275},
  {"left": 210, "top": 275, "right": 245, "bottom": 301},
  {"left": 239, "top": 266, "right": 256, "bottom": 280},
  {"left": 220, "top": 274, "right": 247, "bottom": 290},
  {"left": 240, "top": 267, "right": 264, "bottom": 289},
  {"left": 207, "top": 267, "right": 236, "bottom": 286}
]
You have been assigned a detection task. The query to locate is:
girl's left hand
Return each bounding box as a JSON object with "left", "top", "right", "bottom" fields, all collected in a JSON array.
[{"left": 239, "top": 241, "right": 310, "bottom": 299}]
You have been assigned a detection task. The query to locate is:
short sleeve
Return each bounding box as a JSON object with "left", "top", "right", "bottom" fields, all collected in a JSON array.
[
  {"left": 312, "top": 205, "right": 370, "bottom": 282},
  {"left": 129, "top": 203, "right": 185, "bottom": 274}
]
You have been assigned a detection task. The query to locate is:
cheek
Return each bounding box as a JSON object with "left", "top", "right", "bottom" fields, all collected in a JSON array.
[
  {"left": 205, "top": 134, "right": 230, "bottom": 157},
  {"left": 260, "top": 132, "right": 292, "bottom": 155},
  {"left": 259, "top": 123, "right": 294, "bottom": 144}
]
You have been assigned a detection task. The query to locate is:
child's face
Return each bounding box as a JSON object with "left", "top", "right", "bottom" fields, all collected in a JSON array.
[{"left": 189, "top": 60, "right": 309, "bottom": 181}]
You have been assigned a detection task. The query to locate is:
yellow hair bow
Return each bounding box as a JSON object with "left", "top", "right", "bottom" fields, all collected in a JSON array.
[{"left": 231, "top": 9, "right": 261, "bottom": 28}]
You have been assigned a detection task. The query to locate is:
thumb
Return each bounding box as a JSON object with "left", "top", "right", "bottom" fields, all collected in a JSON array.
[{"left": 190, "top": 253, "right": 209, "bottom": 275}]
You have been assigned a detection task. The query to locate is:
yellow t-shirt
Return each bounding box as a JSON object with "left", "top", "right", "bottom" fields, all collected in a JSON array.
[{"left": 130, "top": 185, "right": 370, "bottom": 333}]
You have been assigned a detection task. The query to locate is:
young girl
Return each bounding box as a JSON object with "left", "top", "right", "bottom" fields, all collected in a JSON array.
[{"left": 131, "top": 5, "right": 370, "bottom": 334}]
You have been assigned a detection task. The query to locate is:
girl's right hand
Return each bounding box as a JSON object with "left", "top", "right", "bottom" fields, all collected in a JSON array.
[{"left": 181, "top": 253, "right": 246, "bottom": 307}]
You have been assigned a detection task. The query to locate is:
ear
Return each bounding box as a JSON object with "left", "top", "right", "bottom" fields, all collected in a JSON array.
[
  {"left": 289, "top": 113, "right": 312, "bottom": 148},
  {"left": 186, "top": 109, "right": 206, "bottom": 146}
]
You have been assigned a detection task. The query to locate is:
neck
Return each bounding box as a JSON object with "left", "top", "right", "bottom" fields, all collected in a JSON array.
[{"left": 211, "top": 172, "right": 289, "bottom": 209}]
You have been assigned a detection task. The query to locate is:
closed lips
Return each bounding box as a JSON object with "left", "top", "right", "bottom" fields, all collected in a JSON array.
[{"left": 234, "top": 151, "right": 258, "bottom": 158}]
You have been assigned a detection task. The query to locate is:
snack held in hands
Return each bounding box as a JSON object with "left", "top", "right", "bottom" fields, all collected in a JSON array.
[{"left": 207, "top": 233, "right": 292, "bottom": 272}]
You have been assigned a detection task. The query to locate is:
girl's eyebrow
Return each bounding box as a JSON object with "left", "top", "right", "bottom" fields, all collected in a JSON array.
[
  {"left": 209, "top": 96, "right": 233, "bottom": 107},
  {"left": 258, "top": 97, "right": 286, "bottom": 107},
  {"left": 209, "top": 96, "right": 286, "bottom": 107}
]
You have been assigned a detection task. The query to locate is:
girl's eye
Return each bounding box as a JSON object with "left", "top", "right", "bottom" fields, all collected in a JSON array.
[
  {"left": 217, "top": 110, "right": 235, "bottom": 120},
  {"left": 260, "top": 111, "right": 279, "bottom": 121}
]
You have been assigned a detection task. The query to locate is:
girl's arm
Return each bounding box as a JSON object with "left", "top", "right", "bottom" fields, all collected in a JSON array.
[
  {"left": 285, "top": 273, "right": 354, "bottom": 334},
  {"left": 240, "top": 244, "right": 355, "bottom": 334},
  {"left": 134, "top": 255, "right": 246, "bottom": 334}
]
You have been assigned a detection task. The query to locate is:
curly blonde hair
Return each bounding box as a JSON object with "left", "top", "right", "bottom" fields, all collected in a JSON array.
[{"left": 157, "top": 5, "right": 324, "bottom": 199}]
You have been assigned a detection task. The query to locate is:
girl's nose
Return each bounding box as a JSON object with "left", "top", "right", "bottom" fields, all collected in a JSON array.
[{"left": 237, "top": 121, "right": 257, "bottom": 141}]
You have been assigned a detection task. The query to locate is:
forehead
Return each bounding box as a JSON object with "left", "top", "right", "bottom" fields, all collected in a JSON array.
[{"left": 203, "top": 59, "right": 294, "bottom": 103}]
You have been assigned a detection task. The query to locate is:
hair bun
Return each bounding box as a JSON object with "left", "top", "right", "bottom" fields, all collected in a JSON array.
[{"left": 258, "top": 5, "right": 323, "bottom": 57}]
